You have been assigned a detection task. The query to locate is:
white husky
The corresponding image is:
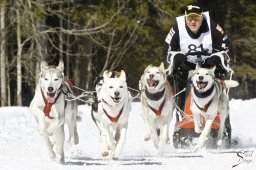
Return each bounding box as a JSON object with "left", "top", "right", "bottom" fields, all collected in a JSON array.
[
  {"left": 30, "top": 60, "right": 79, "bottom": 164},
  {"left": 92, "top": 70, "right": 131, "bottom": 160},
  {"left": 140, "top": 62, "right": 175, "bottom": 154},
  {"left": 190, "top": 66, "right": 239, "bottom": 151}
]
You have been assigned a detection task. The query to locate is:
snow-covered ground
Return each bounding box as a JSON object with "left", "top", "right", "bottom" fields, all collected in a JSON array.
[{"left": 0, "top": 99, "right": 255, "bottom": 170}]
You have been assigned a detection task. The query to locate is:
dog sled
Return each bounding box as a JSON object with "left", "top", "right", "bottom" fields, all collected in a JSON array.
[{"left": 166, "top": 50, "right": 234, "bottom": 149}]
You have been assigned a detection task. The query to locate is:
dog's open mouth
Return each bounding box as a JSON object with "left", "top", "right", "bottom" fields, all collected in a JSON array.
[
  {"left": 196, "top": 81, "right": 208, "bottom": 90},
  {"left": 147, "top": 79, "right": 159, "bottom": 88},
  {"left": 47, "top": 92, "right": 56, "bottom": 103},
  {"left": 111, "top": 96, "right": 121, "bottom": 103}
]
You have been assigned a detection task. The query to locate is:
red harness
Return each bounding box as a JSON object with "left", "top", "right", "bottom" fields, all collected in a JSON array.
[
  {"left": 147, "top": 99, "right": 166, "bottom": 116},
  {"left": 101, "top": 99, "right": 124, "bottom": 123},
  {"left": 103, "top": 107, "right": 124, "bottom": 123},
  {"left": 41, "top": 89, "right": 61, "bottom": 119}
]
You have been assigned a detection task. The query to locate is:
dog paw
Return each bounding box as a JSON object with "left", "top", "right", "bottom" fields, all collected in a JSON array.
[
  {"left": 38, "top": 127, "right": 47, "bottom": 136},
  {"left": 154, "top": 141, "right": 159, "bottom": 149},
  {"left": 217, "top": 139, "right": 222, "bottom": 147},
  {"left": 196, "top": 137, "right": 207, "bottom": 150},
  {"left": 112, "top": 157, "right": 118, "bottom": 160},
  {"left": 57, "top": 158, "right": 65, "bottom": 165},
  {"left": 192, "top": 147, "right": 199, "bottom": 152},
  {"left": 74, "top": 134, "right": 79, "bottom": 145},
  {"left": 48, "top": 150, "right": 56, "bottom": 160},
  {"left": 108, "top": 144, "right": 115, "bottom": 150},
  {"left": 46, "top": 128, "right": 54, "bottom": 136},
  {"left": 102, "top": 151, "right": 109, "bottom": 157},
  {"left": 194, "top": 126, "right": 203, "bottom": 133},
  {"left": 166, "top": 136, "right": 170, "bottom": 144},
  {"left": 112, "top": 154, "right": 119, "bottom": 160},
  {"left": 144, "top": 133, "right": 151, "bottom": 141}
]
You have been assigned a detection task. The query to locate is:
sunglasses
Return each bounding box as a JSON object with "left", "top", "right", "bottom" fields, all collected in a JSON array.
[{"left": 186, "top": 15, "right": 202, "bottom": 22}]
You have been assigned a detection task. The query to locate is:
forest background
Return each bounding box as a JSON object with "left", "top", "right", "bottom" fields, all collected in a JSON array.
[{"left": 0, "top": 0, "right": 255, "bottom": 106}]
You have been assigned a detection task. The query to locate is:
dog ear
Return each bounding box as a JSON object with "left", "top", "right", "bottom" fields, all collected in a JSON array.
[
  {"left": 103, "top": 70, "right": 110, "bottom": 81},
  {"left": 144, "top": 64, "right": 152, "bottom": 73},
  {"left": 56, "top": 60, "right": 64, "bottom": 71},
  {"left": 159, "top": 62, "right": 165, "bottom": 72},
  {"left": 209, "top": 65, "right": 216, "bottom": 75},
  {"left": 119, "top": 70, "right": 126, "bottom": 81},
  {"left": 195, "top": 64, "right": 201, "bottom": 70},
  {"left": 40, "top": 61, "right": 49, "bottom": 70}
]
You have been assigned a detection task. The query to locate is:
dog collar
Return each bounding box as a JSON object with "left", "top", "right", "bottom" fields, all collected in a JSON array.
[
  {"left": 193, "top": 84, "right": 214, "bottom": 98},
  {"left": 41, "top": 88, "right": 62, "bottom": 119},
  {"left": 146, "top": 99, "right": 165, "bottom": 116},
  {"left": 145, "top": 88, "right": 165, "bottom": 101}
]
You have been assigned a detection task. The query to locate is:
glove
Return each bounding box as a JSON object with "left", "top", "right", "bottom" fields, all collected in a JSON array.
[
  {"left": 166, "top": 51, "right": 186, "bottom": 64},
  {"left": 207, "top": 52, "right": 232, "bottom": 74},
  {"left": 166, "top": 51, "right": 186, "bottom": 75},
  {"left": 206, "top": 55, "right": 221, "bottom": 65}
]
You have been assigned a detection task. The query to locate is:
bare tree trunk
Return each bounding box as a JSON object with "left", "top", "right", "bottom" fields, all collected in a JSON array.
[
  {"left": 0, "top": 3, "right": 7, "bottom": 106},
  {"left": 27, "top": 0, "right": 47, "bottom": 85},
  {"left": 59, "top": 3, "right": 64, "bottom": 61},
  {"left": 85, "top": 55, "right": 93, "bottom": 90},
  {"left": 83, "top": 36, "right": 93, "bottom": 90},
  {"left": 16, "top": 8, "right": 22, "bottom": 106},
  {"left": 66, "top": 1, "right": 71, "bottom": 78},
  {"left": 74, "top": 56, "right": 80, "bottom": 88}
]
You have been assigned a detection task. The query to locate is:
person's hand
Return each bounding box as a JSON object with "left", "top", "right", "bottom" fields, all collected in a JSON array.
[
  {"left": 166, "top": 51, "right": 186, "bottom": 75},
  {"left": 207, "top": 51, "right": 233, "bottom": 74},
  {"left": 166, "top": 51, "right": 186, "bottom": 64}
]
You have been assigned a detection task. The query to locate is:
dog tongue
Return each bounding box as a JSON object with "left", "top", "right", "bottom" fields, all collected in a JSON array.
[
  {"left": 147, "top": 79, "right": 156, "bottom": 87},
  {"left": 198, "top": 82, "right": 206, "bottom": 89},
  {"left": 47, "top": 96, "right": 56, "bottom": 103}
]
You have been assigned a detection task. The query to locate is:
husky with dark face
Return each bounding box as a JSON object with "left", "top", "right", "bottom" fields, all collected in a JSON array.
[
  {"left": 30, "top": 60, "right": 79, "bottom": 164},
  {"left": 191, "top": 66, "right": 238, "bottom": 151},
  {"left": 140, "top": 62, "right": 175, "bottom": 154}
]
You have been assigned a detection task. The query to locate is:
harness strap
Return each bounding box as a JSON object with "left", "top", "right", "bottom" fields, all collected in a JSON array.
[
  {"left": 147, "top": 99, "right": 166, "bottom": 116},
  {"left": 66, "top": 79, "right": 75, "bottom": 90},
  {"left": 193, "top": 98, "right": 213, "bottom": 112},
  {"left": 41, "top": 89, "right": 62, "bottom": 119},
  {"left": 103, "top": 107, "right": 124, "bottom": 123}
]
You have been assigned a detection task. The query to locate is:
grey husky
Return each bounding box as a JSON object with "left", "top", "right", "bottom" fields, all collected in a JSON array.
[{"left": 30, "top": 60, "right": 79, "bottom": 164}]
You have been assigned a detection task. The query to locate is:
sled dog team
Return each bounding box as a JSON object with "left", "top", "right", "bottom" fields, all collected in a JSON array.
[{"left": 30, "top": 60, "right": 239, "bottom": 163}]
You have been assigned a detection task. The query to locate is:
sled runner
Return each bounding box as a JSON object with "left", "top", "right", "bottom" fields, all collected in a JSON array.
[{"left": 167, "top": 50, "right": 234, "bottom": 149}]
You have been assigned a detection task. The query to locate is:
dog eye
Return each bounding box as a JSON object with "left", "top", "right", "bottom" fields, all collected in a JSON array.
[
  {"left": 206, "top": 73, "right": 209, "bottom": 75},
  {"left": 54, "top": 78, "right": 59, "bottom": 81},
  {"left": 109, "top": 86, "right": 113, "bottom": 89},
  {"left": 196, "top": 73, "right": 200, "bottom": 75},
  {"left": 156, "top": 72, "right": 160, "bottom": 74},
  {"left": 119, "top": 86, "right": 123, "bottom": 88},
  {"left": 44, "top": 78, "right": 48, "bottom": 81}
]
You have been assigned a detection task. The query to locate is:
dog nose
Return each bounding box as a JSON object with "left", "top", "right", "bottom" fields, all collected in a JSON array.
[
  {"left": 48, "top": 87, "right": 54, "bottom": 92},
  {"left": 199, "top": 76, "right": 204, "bottom": 80},
  {"left": 114, "top": 91, "right": 120, "bottom": 96},
  {"left": 149, "top": 74, "right": 154, "bottom": 78}
]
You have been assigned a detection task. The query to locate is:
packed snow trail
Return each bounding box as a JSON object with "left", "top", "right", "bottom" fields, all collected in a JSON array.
[{"left": 0, "top": 99, "right": 255, "bottom": 170}]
